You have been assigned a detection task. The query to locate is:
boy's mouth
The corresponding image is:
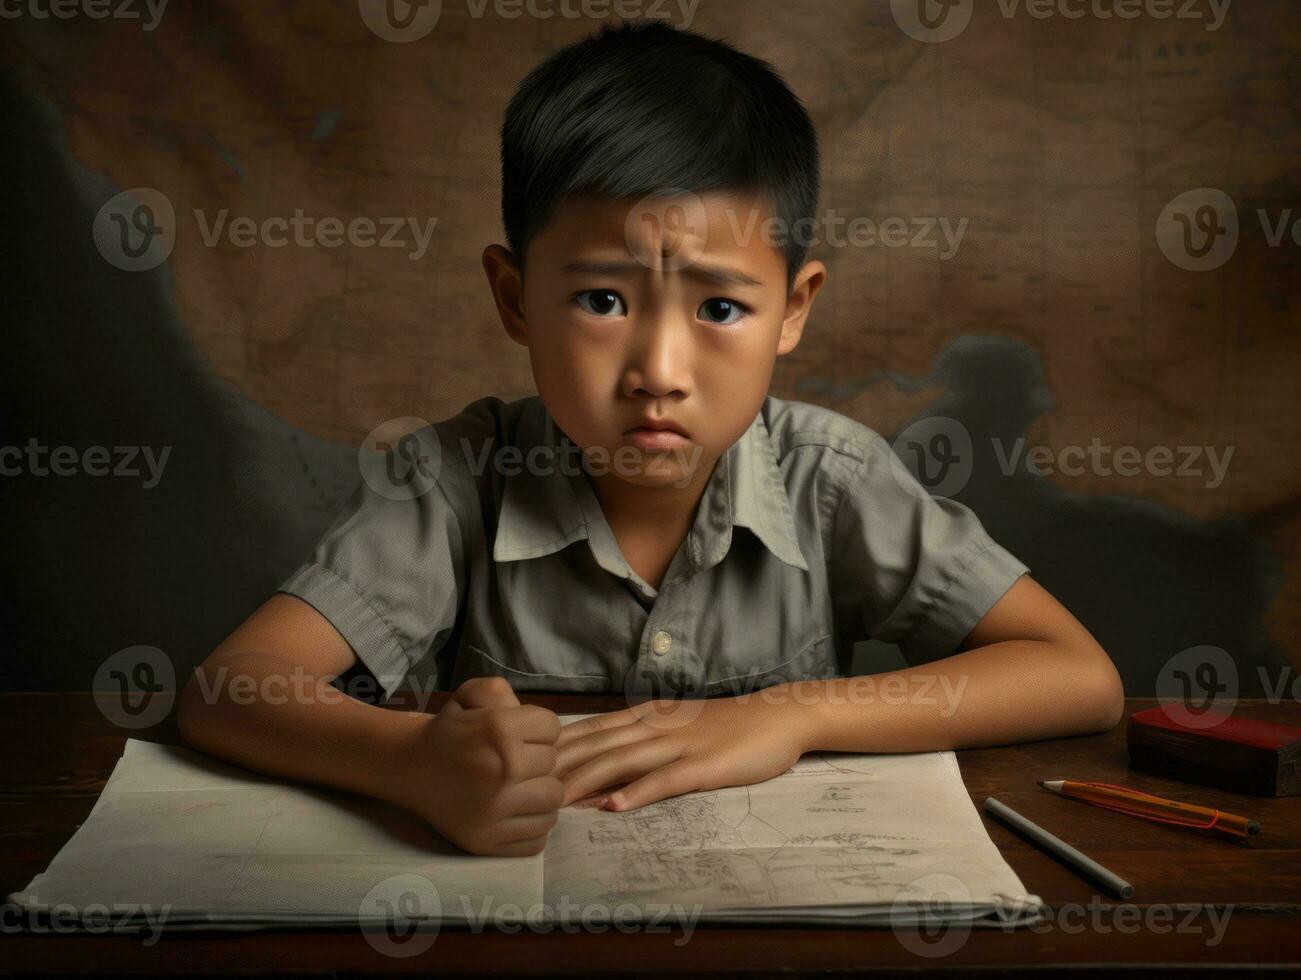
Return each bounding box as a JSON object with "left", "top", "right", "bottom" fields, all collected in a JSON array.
[{"left": 624, "top": 417, "right": 690, "bottom": 450}]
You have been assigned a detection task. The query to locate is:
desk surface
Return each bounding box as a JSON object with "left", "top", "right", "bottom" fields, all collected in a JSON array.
[{"left": 3, "top": 693, "right": 1299, "bottom": 976}]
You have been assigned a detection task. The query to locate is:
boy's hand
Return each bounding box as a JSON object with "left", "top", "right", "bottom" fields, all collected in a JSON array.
[
  {"left": 410, "top": 677, "right": 563, "bottom": 856},
  {"left": 555, "top": 693, "right": 816, "bottom": 812}
]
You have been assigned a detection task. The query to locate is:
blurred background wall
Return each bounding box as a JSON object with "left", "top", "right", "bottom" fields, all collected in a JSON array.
[{"left": 0, "top": 0, "right": 1297, "bottom": 699}]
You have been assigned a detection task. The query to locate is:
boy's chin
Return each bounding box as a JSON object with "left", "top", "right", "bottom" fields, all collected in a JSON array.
[
  {"left": 587, "top": 448, "right": 706, "bottom": 490},
  {"left": 604, "top": 464, "right": 693, "bottom": 490},
  {"left": 564, "top": 419, "right": 717, "bottom": 488}
]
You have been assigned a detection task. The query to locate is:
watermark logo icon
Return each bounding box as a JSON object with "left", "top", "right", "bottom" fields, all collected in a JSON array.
[
  {"left": 359, "top": 0, "right": 441, "bottom": 42},
  {"left": 359, "top": 417, "right": 441, "bottom": 501},
  {"left": 624, "top": 189, "right": 709, "bottom": 273},
  {"left": 890, "top": 416, "right": 974, "bottom": 499},
  {"left": 1156, "top": 188, "right": 1238, "bottom": 272},
  {"left": 622, "top": 646, "right": 707, "bottom": 730},
  {"left": 93, "top": 645, "right": 175, "bottom": 729},
  {"left": 891, "top": 0, "right": 973, "bottom": 43},
  {"left": 359, "top": 873, "right": 441, "bottom": 957},
  {"left": 93, "top": 188, "right": 176, "bottom": 272},
  {"left": 1155, "top": 645, "right": 1238, "bottom": 728},
  {"left": 889, "top": 872, "right": 974, "bottom": 957}
]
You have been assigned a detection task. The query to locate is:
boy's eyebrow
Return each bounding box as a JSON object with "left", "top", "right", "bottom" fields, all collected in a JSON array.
[{"left": 560, "top": 259, "right": 764, "bottom": 289}]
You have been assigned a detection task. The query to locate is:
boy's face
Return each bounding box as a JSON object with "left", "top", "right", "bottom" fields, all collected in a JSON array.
[{"left": 483, "top": 191, "right": 826, "bottom": 491}]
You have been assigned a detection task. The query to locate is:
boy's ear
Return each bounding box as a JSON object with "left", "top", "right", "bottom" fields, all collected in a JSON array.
[
  {"left": 777, "top": 259, "right": 827, "bottom": 356},
  {"left": 482, "top": 244, "right": 528, "bottom": 345}
]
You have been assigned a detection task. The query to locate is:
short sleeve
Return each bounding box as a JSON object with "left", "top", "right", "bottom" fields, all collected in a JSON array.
[
  {"left": 830, "top": 434, "right": 1028, "bottom": 662},
  {"left": 276, "top": 428, "right": 465, "bottom": 700}
]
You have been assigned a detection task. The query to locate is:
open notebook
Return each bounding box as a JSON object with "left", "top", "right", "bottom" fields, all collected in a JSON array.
[{"left": 8, "top": 719, "right": 1045, "bottom": 933}]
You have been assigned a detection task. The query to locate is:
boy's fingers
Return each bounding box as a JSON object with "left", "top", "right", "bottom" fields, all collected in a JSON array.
[
  {"left": 604, "top": 761, "right": 699, "bottom": 812},
  {"left": 556, "top": 709, "right": 638, "bottom": 747},
  {"left": 485, "top": 835, "right": 550, "bottom": 857},
  {"left": 555, "top": 721, "right": 654, "bottom": 777},
  {"left": 501, "top": 774, "right": 565, "bottom": 816},
  {"left": 561, "top": 739, "right": 681, "bottom": 806},
  {"left": 570, "top": 790, "right": 616, "bottom": 809},
  {"left": 513, "top": 704, "right": 563, "bottom": 745},
  {"left": 454, "top": 676, "right": 520, "bottom": 709},
  {"left": 497, "top": 810, "right": 559, "bottom": 843},
  {"left": 503, "top": 743, "right": 558, "bottom": 782},
  {"left": 435, "top": 696, "right": 463, "bottom": 720}
]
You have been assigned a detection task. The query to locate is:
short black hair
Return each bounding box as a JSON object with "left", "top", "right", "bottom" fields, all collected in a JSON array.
[{"left": 500, "top": 20, "right": 820, "bottom": 292}]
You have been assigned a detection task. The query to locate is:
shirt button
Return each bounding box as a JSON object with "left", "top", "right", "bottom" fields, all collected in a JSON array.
[{"left": 651, "top": 630, "right": 673, "bottom": 656}]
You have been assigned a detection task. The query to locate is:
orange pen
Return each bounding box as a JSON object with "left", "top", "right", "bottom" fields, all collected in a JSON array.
[{"left": 1039, "top": 780, "right": 1261, "bottom": 839}]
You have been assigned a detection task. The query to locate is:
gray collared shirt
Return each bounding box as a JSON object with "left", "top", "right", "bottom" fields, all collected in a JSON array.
[{"left": 277, "top": 395, "right": 1028, "bottom": 701}]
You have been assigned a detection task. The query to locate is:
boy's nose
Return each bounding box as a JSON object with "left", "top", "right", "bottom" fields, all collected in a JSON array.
[{"left": 623, "top": 314, "right": 692, "bottom": 400}]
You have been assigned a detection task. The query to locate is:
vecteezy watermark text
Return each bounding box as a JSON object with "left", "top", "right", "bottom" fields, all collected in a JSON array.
[
  {"left": 193, "top": 209, "right": 438, "bottom": 261},
  {"left": 357, "top": 417, "right": 709, "bottom": 502},
  {"left": 0, "top": 440, "right": 171, "bottom": 488},
  {"left": 358, "top": 873, "right": 701, "bottom": 958},
  {"left": 622, "top": 192, "right": 970, "bottom": 268},
  {"left": 358, "top": 0, "right": 699, "bottom": 43},
  {"left": 460, "top": 437, "right": 704, "bottom": 488},
  {"left": 882, "top": 416, "right": 1235, "bottom": 501},
  {"left": 891, "top": 0, "right": 1231, "bottom": 44},
  {"left": 993, "top": 0, "right": 1230, "bottom": 30},
  {"left": 93, "top": 188, "right": 440, "bottom": 271},
  {"left": 2, "top": 900, "right": 172, "bottom": 944},
  {"left": 0, "top": 0, "right": 168, "bottom": 30},
  {"left": 458, "top": 894, "right": 701, "bottom": 944},
  {"left": 992, "top": 437, "right": 1233, "bottom": 490},
  {"left": 722, "top": 207, "right": 969, "bottom": 259},
  {"left": 891, "top": 880, "right": 1233, "bottom": 959}
]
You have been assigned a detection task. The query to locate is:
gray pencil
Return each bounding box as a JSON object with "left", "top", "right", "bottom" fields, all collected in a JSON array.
[{"left": 984, "top": 796, "right": 1135, "bottom": 900}]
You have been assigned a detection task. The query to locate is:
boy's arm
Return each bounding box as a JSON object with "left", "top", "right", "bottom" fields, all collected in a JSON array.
[
  {"left": 177, "top": 594, "right": 563, "bottom": 855},
  {"left": 555, "top": 575, "right": 1125, "bottom": 811},
  {"left": 799, "top": 573, "right": 1125, "bottom": 752},
  {"left": 178, "top": 593, "right": 431, "bottom": 812}
]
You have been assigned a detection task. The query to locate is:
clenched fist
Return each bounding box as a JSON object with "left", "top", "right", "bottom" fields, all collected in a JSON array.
[{"left": 407, "top": 676, "right": 563, "bottom": 856}]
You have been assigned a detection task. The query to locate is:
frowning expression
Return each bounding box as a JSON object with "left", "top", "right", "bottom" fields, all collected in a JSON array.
[{"left": 485, "top": 190, "right": 825, "bottom": 488}]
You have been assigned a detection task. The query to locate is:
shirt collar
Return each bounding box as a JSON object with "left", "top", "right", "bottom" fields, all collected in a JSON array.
[{"left": 491, "top": 398, "right": 809, "bottom": 575}]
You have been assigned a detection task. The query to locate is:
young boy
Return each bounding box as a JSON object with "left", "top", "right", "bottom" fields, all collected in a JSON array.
[{"left": 178, "top": 21, "right": 1124, "bottom": 858}]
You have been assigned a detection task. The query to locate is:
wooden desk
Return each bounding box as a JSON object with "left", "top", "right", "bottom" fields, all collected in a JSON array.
[{"left": 3, "top": 693, "right": 1299, "bottom": 976}]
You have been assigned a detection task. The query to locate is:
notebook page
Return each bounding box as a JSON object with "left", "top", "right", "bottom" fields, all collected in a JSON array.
[
  {"left": 544, "top": 720, "right": 1041, "bottom": 922},
  {"left": 7, "top": 738, "right": 543, "bottom": 928}
]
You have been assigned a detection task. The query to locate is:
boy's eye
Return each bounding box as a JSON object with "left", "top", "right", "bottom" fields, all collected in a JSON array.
[
  {"left": 698, "top": 298, "right": 747, "bottom": 325},
  {"left": 575, "top": 289, "right": 626, "bottom": 317}
]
